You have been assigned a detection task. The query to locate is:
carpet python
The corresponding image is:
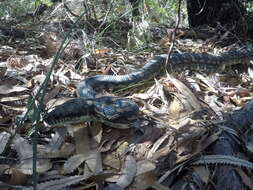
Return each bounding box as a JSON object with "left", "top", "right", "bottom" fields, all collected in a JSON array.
[{"left": 44, "top": 47, "right": 253, "bottom": 128}]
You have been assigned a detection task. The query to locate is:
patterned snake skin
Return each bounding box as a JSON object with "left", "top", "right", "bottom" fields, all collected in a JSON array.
[{"left": 44, "top": 47, "right": 253, "bottom": 128}]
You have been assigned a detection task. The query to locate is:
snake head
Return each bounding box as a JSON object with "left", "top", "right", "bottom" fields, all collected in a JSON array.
[
  {"left": 44, "top": 96, "right": 140, "bottom": 129},
  {"left": 94, "top": 96, "right": 139, "bottom": 121}
]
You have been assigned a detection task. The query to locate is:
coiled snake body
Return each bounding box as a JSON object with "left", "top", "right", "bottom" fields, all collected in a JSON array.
[{"left": 44, "top": 47, "right": 253, "bottom": 128}]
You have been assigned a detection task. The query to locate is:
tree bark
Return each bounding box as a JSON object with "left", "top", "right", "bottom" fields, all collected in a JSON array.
[{"left": 186, "top": 0, "right": 247, "bottom": 34}]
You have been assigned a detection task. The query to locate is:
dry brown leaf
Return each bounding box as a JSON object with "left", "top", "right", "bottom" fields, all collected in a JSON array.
[
  {"left": 103, "top": 143, "right": 126, "bottom": 171},
  {"left": 74, "top": 125, "right": 91, "bottom": 154},
  {"left": 0, "top": 131, "right": 11, "bottom": 154},
  {"left": 0, "top": 164, "right": 10, "bottom": 175},
  {"left": 132, "top": 171, "right": 156, "bottom": 190},
  {"left": 167, "top": 95, "right": 187, "bottom": 120},
  {"left": 74, "top": 125, "right": 103, "bottom": 176},
  {"left": 44, "top": 142, "right": 75, "bottom": 159},
  {"left": 0, "top": 95, "right": 29, "bottom": 103},
  {"left": 196, "top": 73, "right": 218, "bottom": 93},
  {"left": 62, "top": 154, "right": 87, "bottom": 174},
  {"left": 0, "top": 67, "right": 7, "bottom": 77},
  {"left": 90, "top": 122, "right": 103, "bottom": 147},
  {"left": 43, "top": 33, "right": 59, "bottom": 57},
  {"left": 16, "top": 157, "right": 52, "bottom": 175},
  {"left": 94, "top": 48, "right": 111, "bottom": 56},
  {"left": 0, "top": 95, "right": 29, "bottom": 112},
  {"left": 46, "top": 97, "right": 74, "bottom": 111},
  {"left": 192, "top": 166, "right": 210, "bottom": 184},
  {"left": 0, "top": 166, "right": 15, "bottom": 190},
  {"left": 0, "top": 116, "right": 12, "bottom": 126},
  {"left": 0, "top": 84, "right": 27, "bottom": 95},
  {"left": 136, "top": 160, "right": 156, "bottom": 176},
  {"left": 167, "top": 74, "right": 201, "bottom": 111},
  {"left": 149, "top": 129, "right": 175, "bottom": 160},
  {"left": 13, "top": 135, "right": 52, "bottom": 174},
  {"left": 204, "top": 94, "right": 223, "bottom": 117},
  {"left": 177, "top": 129, "right": 221, "bottom": 163},
  {"left": 47, "top": 127, "right": 67, "bottom": 152},
  {"left": 54, "top": 67, "right": 71, "bottom": 85},
  {"left": 150, "top": 182, "right": 172, "bottom": 190},
  {"left": 6, "top": 55, "right": 40, "bottom": 73},
  {"left": 85, "top": 151, "right": 103, "bottom": 175},
  {"left": 12, "top": 134, "right": 33, "bottom": 159},
  {"left": 63, "top": 151, "right": 102, "bottom": 176},
  {"left": 194, "top": 129, "right": 220, "bottom": 153},
  {"left": 99, "top": 130, "right": 121, "bottom": 152},
  {"left": 116, "top": 155, "right": 137, "bottom": 188},
  {"left": 6, "top": 168, "right": 27, "bottom": 186},
  {"left": 44, "top": 86, "right": 61, "bottom": 104},
  {"left": 57, "top": 143, "right": 75, "bottom": 158},
  {"left": 7, "top": 56, "right": 29, "bottom": 71},
  {"left": 23, "top": 175, "right": 87, "bottom": 190}
]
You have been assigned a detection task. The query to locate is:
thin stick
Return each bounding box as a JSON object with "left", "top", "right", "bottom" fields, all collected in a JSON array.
[{"left": 165, "top": 0, "right": 182, "bottom": 70}]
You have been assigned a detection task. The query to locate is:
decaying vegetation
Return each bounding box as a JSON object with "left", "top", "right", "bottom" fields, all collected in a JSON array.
[{"left": 1, "top": 0, "right": 253, "bottom": 189}]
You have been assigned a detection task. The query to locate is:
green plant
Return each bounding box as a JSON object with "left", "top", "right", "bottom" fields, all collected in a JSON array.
[{"left": 0, "top": 0, "right": 34, "bottom": 18}]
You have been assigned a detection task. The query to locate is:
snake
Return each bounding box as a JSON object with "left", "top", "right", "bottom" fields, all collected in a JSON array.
[{"left": 44, "top": 47, "right": 253, "bottom": 128}]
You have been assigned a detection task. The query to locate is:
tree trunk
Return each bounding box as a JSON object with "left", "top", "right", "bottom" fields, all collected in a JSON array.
[{"left": 186, "top": 0, "right": 248, "bottom": 34}]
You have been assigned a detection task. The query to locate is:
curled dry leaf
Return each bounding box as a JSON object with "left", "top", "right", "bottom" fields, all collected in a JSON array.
[
  {"left": 0, "top": 131, "right": 11, "bottom": 154},
  {"left": 133, "top": 78, "right": 171, "bottom": 120},
  {"left": 149, "top": 129, "right": 176, "bottom": 160},
  {"left": 6, "top": 55, "right": 41, "bottom": 74},
  {"left": 166, "top": 74, "right": 201, "bottom": 111},
  {"left": 195, "top": 73, "right": 218, "bottom": 93},
  {"left": 7, "top": 56, "right": 29, "bottom": 71},
  {"left": 43, "top": 33, "right": 59, "bottom": 58},
  {"left": 204, "top": 94, "right": 223, "bottom": 117},
  {"left": 62, "top": 154, "right": 87, "bottom": 174}
]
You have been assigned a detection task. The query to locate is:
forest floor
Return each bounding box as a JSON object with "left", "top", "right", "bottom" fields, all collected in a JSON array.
[{"left": 1, "top": 13, "right": 253, "bottom": 190}]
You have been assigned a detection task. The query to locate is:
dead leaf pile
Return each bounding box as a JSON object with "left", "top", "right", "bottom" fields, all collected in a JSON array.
[{"left": 0, "top": 23, "right": 253, "bottom": 190}]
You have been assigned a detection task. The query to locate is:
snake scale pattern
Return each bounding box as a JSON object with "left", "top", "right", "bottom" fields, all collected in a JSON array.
[{"left": 44, "top": 47, "right": 253, "bottom": 128}]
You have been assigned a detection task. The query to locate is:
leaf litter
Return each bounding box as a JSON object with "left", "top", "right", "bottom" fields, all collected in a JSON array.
[{"left": 1, "top": 18, "right": 253, "bottom": 190}]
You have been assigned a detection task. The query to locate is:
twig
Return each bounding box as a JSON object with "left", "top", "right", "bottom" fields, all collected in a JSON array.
[{"left": 165, "top": 0, "right": 182, "bottom": 69}]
